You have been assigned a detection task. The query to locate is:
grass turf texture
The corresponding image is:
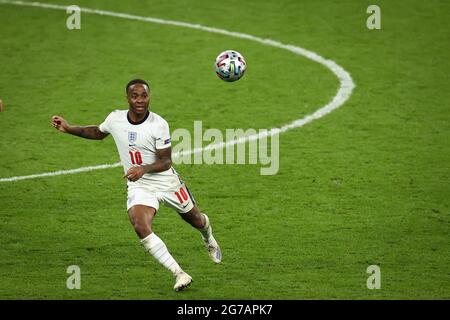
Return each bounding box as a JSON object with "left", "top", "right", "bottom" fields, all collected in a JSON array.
[{"left": 0, "top": 0, "right": 449, "bottom": 299}]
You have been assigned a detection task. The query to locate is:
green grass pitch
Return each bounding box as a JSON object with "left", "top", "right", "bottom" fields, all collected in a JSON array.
[{"left": 0, "top": 0, "right": 449, "bottom": 299}]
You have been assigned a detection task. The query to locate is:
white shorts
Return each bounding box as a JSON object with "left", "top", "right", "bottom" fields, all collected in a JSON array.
[{"left": 126, "top": 182, "right": 196, "bottom": 213}]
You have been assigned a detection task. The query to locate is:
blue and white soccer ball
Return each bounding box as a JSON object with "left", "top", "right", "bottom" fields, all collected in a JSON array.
[{"left": 215, "top": 50, "right": 246, "bottom": 82}]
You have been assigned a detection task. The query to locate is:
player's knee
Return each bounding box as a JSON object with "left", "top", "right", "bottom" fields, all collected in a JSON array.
[
  {"left": 182, "top": 211, "right": 204, "bottom": 229},
  {"left": 132, "top": 219, "right": 152, "bottom": 238},
  {"left": 195, "top": 213, "right": 205, "bottom": 228}
]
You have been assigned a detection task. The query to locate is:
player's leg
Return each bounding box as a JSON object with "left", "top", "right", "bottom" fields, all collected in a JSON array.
[
  {"left": 161, "top": 184, "right": 222, "bottom": 263},
  {"left": 178, "top": 204, "right": 204, "bottom": 228},
  {"left": 179, "top": 205, "right": 222, "bottom": 264},
  {"left": 127, "top": 204, "right": 156, "bottom": 238},
  {"left": 128, "top": 204, "right": 192, "bottom": 291}
]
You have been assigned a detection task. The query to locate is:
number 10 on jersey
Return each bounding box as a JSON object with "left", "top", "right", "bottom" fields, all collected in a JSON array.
[{"left": 129, "top": 150, "right": 143, "bottom": 165}]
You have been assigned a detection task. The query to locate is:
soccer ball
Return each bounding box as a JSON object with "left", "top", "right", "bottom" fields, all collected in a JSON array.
[{"left": 215, "top": 50, "right": 246, "bottom": 82}]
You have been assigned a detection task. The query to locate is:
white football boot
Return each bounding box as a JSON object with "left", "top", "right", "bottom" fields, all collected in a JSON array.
[
  {"left": 202, "top": 214, "right": 222, "bottom": 264},
  {"left": 174, "top": 271, "right": 193, "bottom": 292}
]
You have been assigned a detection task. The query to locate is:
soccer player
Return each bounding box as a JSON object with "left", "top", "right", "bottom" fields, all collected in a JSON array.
[{"left": 51, "top": 79, "right": 221, "bottom": 292}]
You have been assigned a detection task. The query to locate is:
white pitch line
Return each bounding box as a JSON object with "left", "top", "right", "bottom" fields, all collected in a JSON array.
[
  {"left": 0, "top": 0, "right": 355, "bottom": 183},
  {"left": 0, "top": 163, "right": 122, "bottom": 182}
]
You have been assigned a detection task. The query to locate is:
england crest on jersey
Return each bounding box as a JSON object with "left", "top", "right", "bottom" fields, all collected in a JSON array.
[{"left": 128, "top": 131, "right": 137, "bottom": 144}]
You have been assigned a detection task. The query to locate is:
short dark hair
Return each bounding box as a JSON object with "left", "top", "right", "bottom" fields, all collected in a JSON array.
[{"left": 126, "top": 79, "right": 150, "bottom": 93}]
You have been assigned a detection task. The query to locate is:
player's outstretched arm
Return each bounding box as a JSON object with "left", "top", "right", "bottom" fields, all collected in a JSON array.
[{"left": 51, "top": 115, "right": 109, "bottom": 140}]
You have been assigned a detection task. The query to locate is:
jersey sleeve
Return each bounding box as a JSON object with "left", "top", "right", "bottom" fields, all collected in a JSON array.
[
  {"left": 155, "top": 118, "right": 172, "bottom": 149},
  {"left": 98, "top": 112, "right": 113, "bottom": 134}
]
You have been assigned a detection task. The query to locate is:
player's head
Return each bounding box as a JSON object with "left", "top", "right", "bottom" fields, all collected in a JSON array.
[{"left": 126, "top": 79, "right": 150, "bottom": 115}]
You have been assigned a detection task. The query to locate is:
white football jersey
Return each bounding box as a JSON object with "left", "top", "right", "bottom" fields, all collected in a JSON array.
[{"left": 99, "top": 110, "right": 182, "bottom": 191}]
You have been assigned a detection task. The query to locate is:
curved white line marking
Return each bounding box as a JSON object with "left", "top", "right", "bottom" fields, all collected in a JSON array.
[{"left": 0, "top": 0, "right": 355, "bottom": 183}]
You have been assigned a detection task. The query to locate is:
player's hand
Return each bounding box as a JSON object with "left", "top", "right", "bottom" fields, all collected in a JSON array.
[
  {"left": 0, "top": 98, "right": 4, "bottom": 112},
  {"left": 52, "top": 115, "right": 69, "bottom": 133},
  {"left": 124, "top": 166, "right": 146, "bottom": 182}
]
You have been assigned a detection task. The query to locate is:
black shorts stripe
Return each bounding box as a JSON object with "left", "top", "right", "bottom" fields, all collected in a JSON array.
[
  {"left": 172, "top": 167, "right": 184, "bottom": 184},
  {"left": 185, "top": 185, "right": 196, "bottom": 206}
]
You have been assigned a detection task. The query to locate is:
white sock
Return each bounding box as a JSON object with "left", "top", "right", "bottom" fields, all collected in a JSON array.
[
  {"left": 200, "top": 213, "right": 213, "bottom": 242},
  {"left": 141, "top": 233, "right": 182, "bottom": 276}
]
